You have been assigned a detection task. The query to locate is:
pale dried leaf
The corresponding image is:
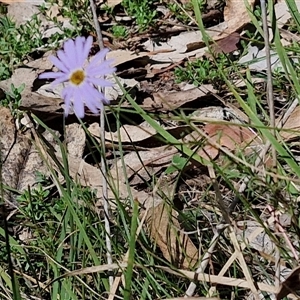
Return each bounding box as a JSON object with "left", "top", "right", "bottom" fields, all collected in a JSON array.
[
  {"left": 55, "top": 152, "right": 152, "bottom": 206},
  {"left": 280, "top": 106, "right": 300, "bottom": 141},
  {"left": 17, "top": 136, "right": 49, "bottom": 192},
  {"left": 149, "top": 85, "right": 216, "bottom": 111},
  {"left": 106, "top": 50, "right": 149, "bottom": 67},
  {"left": 7, "top": 2, "right": 41, "bottom": 25},
  {"left": 25, "top": 52, "right": 54, "bottom": 70},
  {"left": 109, "top": 146, "right": 177, "bottom": 185},
  {"left": 19, "top": 91, "right": 63, "bottom": 116},
  {"left": 95, "top": 122, "right": 190, "bottom": 146},
  {"left": 275, "top": 0, "right": 300, "bottom": 29},
  {"left": 106, "top": 0, "right": 122, "bottom": 7},
  {"left": 0, "top": 68, "right": 37, "bottom": 94},
  {"left": 107, "top": 124, "right": 156, "bottom": 143},
  {"left": 105, "top": 75, "right": 139, "bottom": 101},
  {"left": 235, "top": 221, "right": 275, "bottom": 255},
  {"left": 65, "top": 124, "right": 85, "bottom": 159},
  {"left": 0, "top": 107, "right": 31, "bottom": 205},
  {"left": 239, "top": 45, "right": 283, "bottom": 71},
  {"left": 224, "top": 0, "right": 255, "bottom": 31},
  {"left": 203, "top": 123, "right": 257, "bottom": 151},
  {"left": 146, "top": 202, "right": 198, "bottom": 269}
]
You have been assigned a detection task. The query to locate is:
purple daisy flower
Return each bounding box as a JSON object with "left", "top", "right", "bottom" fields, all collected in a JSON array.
[{"left": 39, "top": 36, "right": 116, "bottom": 118}]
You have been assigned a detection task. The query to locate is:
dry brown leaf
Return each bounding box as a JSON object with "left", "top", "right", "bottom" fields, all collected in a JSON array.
[
  {"left": 65, "top": 124, "right": 85, "bottom": 159},
  {"left": 106, "top": 0, "right": 122, "bottom": 7},
  {"left": 149, "top": 85, "right": 216, "bottom": 111},
  {"left": 89, "top": 122, "right": 191, "bottom": 147},
  {"left": 109, "top": 146, "right": 177, "bottom": 185},
  {"left": 0, "top": 68, "right": 37, "bottom": 94},
  {"left": 194, "top": 123, "right": 257, "bottom": 160},
  {"left": 0, "top": 107, "right": 39, "bottom": 206},
  {"left": 6, "top": 2, "right": 42, "bottom": 26},
  {"left": 146, "top": 203, "right": 198, "bottom": 269},
  {"left": 275, "top": 0, "right": 300, "bottom": 29},
  {"left": 277, "top": 266, "right": 300, "bottom": 300},
  {"left": 203, "top": 123, "right": 256, "bottom": 151},
  {"left": 224, "top": 0, "right": 255, "bottom": 32},
  {"left": 55, "top": 152, "right": 153, "bottom": 206},
  {"left": 19, "top": 92, "right": 63, "bottom": 119},
  {"left": 197, "top": 144, "right": 220, "bottom": 161},
  {"left": 212, "top": 32, "right": 240, "bottom": 54},
  {"left": 204, "top": 124, "right": 256, "bottom": 151},
  {"left": 106, "top": 49, "right": 149, "bottom": 67},
  {"left": 279, "top": 106, "right": 300, "bottom": 141},
  {"left": 182, "top": 130, "right": 219, "bottom": 160}
]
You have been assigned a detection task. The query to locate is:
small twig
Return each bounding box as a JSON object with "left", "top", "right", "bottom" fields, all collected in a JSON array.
[
  {"left": 266, "top": 205, "right": 299, "bottom": 260},
  {"left": 229, "top": 228, "right": 260, "bottom": 300},
  {"left": 90, "top": 0, "right": 104, "bottom": 50},
  {"left": 184, "top": 225, "right": 227, "bottom": 297},
  {"left": 89, "top": 0, "right": 113, "bottom": 287}
]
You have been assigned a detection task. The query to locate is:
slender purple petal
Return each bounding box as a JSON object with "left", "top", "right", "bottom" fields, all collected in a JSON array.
[
  {"left": 80, "top": 83, "right": 103, "bottom": 109},
  {"left": 73, "top": 92, "right": 85, "bottom": 118},
  {"left": 56, "top": 50, "right": 74, "bottom": 71},
  {"left": 89, "top": 48, "right": 109, "bottom": 64},
  {"left": 39, "top": 72, "right": 64, "bottom": 79},
  {"left": 82, "top": 83, "right": 104, "bottom": 101},
  {"left": 74, "top": 37, "right": 85, "bottom": 65},
  {"left": 86, "top": 60, "right": 116, "bottom": 75},
  {"left": 78, "top": 86, "right": 99, "bottom": 114},
  {"left": 63, "top": 39, "right": 75, "bottom": 54},
  {"left": 87, "top": 77, "right": 114, "bottom": 87},
  {"left": 51, "top": 74, "right": 70, "bottom": 86},
  {"left": 50, "top": 56, "right": 69, "bottom": 73},
  {"left": 63, "top": 39, "right": 79, "bottom": 69},
  {"left": 86, "top": 67, "right": 116, "bottom": 78},
  {"left": 88, "top": 95, "right": 105, "bottom": 110},
  {"left": 62, "top": 86, "right": 73, "bottom": 116},
  {"left": 85, "top": 84, "right": 109, "bottom": 106},
  {"left": 82, "top": 36, "right": 92, "bottom": 60}
]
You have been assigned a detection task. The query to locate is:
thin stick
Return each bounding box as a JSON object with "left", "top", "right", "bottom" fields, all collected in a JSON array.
[
  {"left": 184, "top": 224, "right": 227, "bottom": 297},
  {"left": 89, "top": 0, "right": 113, "bottom": 287}
]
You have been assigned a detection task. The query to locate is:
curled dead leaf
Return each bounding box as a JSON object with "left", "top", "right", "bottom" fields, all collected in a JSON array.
[
  {"left": 280, "top": 106, "right": 300, "bottom": 141},
  {"left": 196, "top": 123, "right": 257, "bottom": 160},
  {"left": 146, "top": 203, "right": 198, "bottom": 269},
  {"left": 224, "top": 0, "right": 255, "bottom": 31},
  {"left": 212, "top": 32, "right": 240, "bottom": 54}
]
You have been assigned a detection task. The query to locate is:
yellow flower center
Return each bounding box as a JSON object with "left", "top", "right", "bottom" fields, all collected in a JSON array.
[{"left": 70, "top": 69, "right": 85, "bottom": 85}]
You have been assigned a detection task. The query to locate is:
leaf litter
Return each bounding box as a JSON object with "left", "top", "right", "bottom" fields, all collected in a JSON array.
[{"left": 1, "top": 0, "right": 300, "bottom": 299}]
